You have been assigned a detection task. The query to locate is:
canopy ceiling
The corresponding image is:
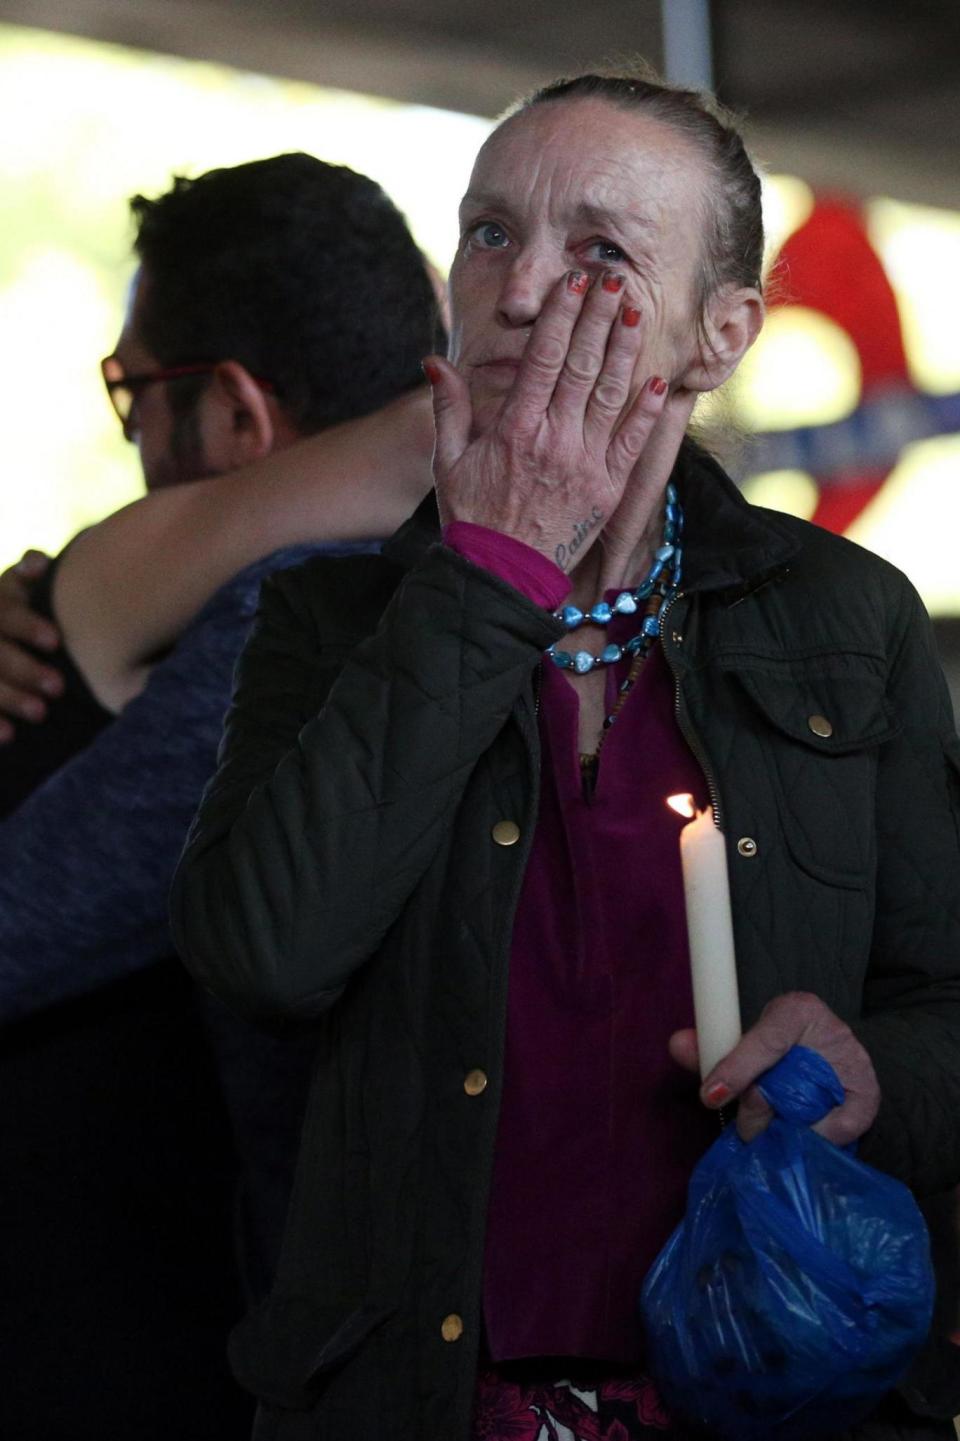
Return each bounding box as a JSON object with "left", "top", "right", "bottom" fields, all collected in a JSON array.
[{"left": 3, "top": 0, "right": 959, "bottom": 208}]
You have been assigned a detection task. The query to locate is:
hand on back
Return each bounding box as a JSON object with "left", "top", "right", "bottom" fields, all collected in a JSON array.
[{"left": 0, "top": 550, "right": 62, "bottom": 742}]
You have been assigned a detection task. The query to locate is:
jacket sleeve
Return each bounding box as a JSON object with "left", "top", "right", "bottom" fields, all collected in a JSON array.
[
  {"left": 854, "top": 581, "right": 960, "bottom": 1193},
  {"left": 170, "top": 544, "right": 562, "bottom": 1022}
]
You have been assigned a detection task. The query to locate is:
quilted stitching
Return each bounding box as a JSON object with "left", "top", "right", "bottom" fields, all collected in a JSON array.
[{"left": 171, "top": 480, "right": 960, "bottom": 1440}]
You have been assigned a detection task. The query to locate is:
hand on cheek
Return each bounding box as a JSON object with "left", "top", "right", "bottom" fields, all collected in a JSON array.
[{"left": 425, "top": 268, "right": 674, "bottom": 572}]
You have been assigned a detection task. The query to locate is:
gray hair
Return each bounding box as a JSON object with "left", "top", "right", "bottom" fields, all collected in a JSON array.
[{"left": 516, "top": 69, "right": 765, "bottom": 316}]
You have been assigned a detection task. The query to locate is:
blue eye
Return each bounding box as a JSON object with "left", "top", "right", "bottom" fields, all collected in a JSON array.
[
  {"left": 588, "top": 239, "right": 627, "bottom": 263},
  {"left": 470, "top": 221, "right": 510, "bottom": 249}
]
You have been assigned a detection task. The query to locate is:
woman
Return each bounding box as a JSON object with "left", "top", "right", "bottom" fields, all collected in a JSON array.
[{"left": 171, "top": 73, "right": 960, "bottom": 1440}]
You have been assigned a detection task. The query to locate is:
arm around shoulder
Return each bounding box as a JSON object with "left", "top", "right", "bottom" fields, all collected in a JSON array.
[{"left": 53, "top": 388, "right": 434, "bottom": 712}]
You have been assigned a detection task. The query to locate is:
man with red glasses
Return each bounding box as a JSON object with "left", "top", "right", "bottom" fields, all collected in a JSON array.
[
  {"left": 0, "top": 152, "right": 438, "bottom": 1440},
  {"left": 102, "top": 356, "right": 276, "bottom": 439}
]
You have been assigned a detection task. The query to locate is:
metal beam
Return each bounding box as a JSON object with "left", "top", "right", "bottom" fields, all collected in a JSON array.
[{"left": 661, "top": 0, "right": 713, "bottom": 91}]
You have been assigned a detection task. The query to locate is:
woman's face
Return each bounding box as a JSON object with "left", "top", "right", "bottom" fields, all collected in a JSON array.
[{"left": 449, "top": 96, "right": 712, "bottom": 436}]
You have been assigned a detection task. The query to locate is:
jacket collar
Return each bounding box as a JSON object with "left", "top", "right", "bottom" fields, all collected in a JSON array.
[
  {"left": 382, "top": 443, "right": 803, "bottom": 595},
  {"left": 382, "top": 491, "right": 441, "bottom": 569},
  {"left": 676, "top": 441, "right": 801, "bottom": 595}
]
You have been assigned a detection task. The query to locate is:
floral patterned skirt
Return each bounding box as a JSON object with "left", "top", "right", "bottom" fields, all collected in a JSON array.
[{"left": 472, "top": 1363, "right": 686, "bottom": 1441}]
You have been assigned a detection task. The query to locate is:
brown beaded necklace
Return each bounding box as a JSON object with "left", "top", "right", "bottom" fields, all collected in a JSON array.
[{"left": 577, "top": 592, "right": 662, "bottom": 799}]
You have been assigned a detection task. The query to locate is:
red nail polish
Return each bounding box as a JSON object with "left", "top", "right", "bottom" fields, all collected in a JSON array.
[
  {"left": 422, "top": 359, "right": 441, "bottom": 385},
  {"left": 602, "top": 271, "right": 625, "bottom": 293},
  {"left": 567, "top": 270, "right": 588, "bottom": 294},
  {"left": 621, "top": 306, "right": 641, "bottom": 328},
  {"left": 705, "top": 1081, "right": 731, "bottom": 1105},
  {"left": 649, "top": 376, "right": 667, "bottom": 396}
]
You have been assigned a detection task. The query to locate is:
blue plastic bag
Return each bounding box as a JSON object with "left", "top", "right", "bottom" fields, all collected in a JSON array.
[{"left": 639, "top": 1046, "right": 934, "bottom": 1439}]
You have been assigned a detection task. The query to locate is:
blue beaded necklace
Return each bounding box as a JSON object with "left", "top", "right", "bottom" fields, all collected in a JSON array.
[
  {"left": 544, "top": 484, "right": 684, "bottom": 796},
  {"left": 546, "top": 482, "right": 683, "bottom": 677}
]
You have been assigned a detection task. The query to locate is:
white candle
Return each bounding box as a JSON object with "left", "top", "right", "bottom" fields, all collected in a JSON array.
[{"left": 669, "top": 796, "right": 742, "bottom": 1080}]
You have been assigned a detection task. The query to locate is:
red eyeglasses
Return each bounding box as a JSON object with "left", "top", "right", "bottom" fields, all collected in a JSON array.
[{"left": 101, "top": 356, "right": 275, "bottom": 429}]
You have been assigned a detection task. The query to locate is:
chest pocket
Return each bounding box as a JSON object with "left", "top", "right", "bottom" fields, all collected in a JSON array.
[{"left": 721, "top": 654, "right": 901, "bottom": 889}]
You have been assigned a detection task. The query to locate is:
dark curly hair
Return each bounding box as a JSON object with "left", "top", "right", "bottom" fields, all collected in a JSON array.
[{"left": 129, "top": 152, "right": 442, "bottom": 436}]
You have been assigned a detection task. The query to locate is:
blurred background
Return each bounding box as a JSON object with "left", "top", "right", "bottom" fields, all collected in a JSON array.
[{"left": 0, "top": 0, "right": 958, "bottom": 691}]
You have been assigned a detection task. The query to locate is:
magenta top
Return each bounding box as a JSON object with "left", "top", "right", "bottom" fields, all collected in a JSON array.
[{"left": 444, "top": 522, "right": 717, "bottom": 1366}]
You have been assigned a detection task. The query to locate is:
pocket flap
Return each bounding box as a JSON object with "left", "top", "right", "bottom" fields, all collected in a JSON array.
[
  {"left": 229, "top": 1294, "right": 394, "bottom": 1409},
  {"left": 719, "top": 654, "right": 898, "bottom": 888},
  {"left": 726, "top": 658, "right": 900, "bottom": 755}
]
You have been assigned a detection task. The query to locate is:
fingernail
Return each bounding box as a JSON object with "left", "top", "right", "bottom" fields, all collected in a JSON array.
[
  {"left": 39, "top": 674, "right": 63, "bottom": 697},
  {"left": 621, "top": 306, "right": 641, "bottom": 328},
  {"left": 421, "top": 359, "right": 441, "bottom": 386},
  {"left": 20, "top": 698, "right": 45, "bottom": 723},
  {"left": 602, "top": 271, "right": 625, "bottom": 293},
  {"left": 704, "top": 1081, "right": 731, "bottom": 1106},
  {"left": 567, "top": 270, "right": 588, "bottom": 294},
  {"left": 33, "top": 627, "right": 59, "bottom": 653},
  {"left": 648, "top": 376, "right": 668, "bottom": 396}
]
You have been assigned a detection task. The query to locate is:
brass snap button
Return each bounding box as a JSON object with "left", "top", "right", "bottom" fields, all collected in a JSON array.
[
  {"left": 807, "top": 714, "right": 833, "bottom": 738},
  {"left": 737, "top": 837, "right": 758, "bottom": 858},
  {"left": 441, "top": 1313, "right": 464, "bottom": 1342},
  {"left": 464, "top": 1068, "right": 488, "bottom": 1096},
  {"left": 491, "top": 820, "right": 520, "bottom": 847}
]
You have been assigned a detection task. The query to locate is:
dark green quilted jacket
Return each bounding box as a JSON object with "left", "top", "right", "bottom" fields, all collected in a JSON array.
[{"left": 171, "top": 447, "right": 960, "bottom": 1441}]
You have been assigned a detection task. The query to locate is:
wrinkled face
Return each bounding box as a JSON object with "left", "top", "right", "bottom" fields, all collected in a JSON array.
[
  {"left": 111, "top": 269, "right": 208, "bottom": 491},
  {"left": 449, "top": 97, "right": 712, "bottom": 435}
]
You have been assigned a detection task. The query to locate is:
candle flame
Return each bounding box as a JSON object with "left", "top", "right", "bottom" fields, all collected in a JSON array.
[{"left": 667, "top": 793, "right": 696, "bottom": 820}]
